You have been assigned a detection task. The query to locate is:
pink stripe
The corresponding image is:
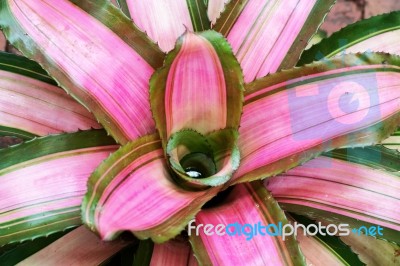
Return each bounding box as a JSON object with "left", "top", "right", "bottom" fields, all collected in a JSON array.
[
  {"left": 344, "top": 30, "right": 400, "bottom": 56},
  {"left": 278, "top": 199, "right": 399, "bottom": 231},
  {"left": 0, "top": 70, "right": 100, "bottom": 135},
  {"left": 244, "top": 65, "right": 393, "bottom": 101},
  {"left": 235, "top": 71, "right": 400, "bottom": 181},
  {"left": 165, "top": 32, "right": 227, "bottom": 136},
  {"left": 296, "top": 228, "right": 343, "bottom": 265},
  {"left": 10, "top": 0, "right": 155, "bottom": 141},
  {"left": 19, "top": 226, "right": 127, "bottom": 265},
  {"left": 227, "top": 0, "right": 316, "bottom": 82},
  {"left": 84, "top": 140, "right": 160, "bottom": 223},
  {"left": 0, "top": 206, "right": 79, "bottom": 228},
  {"left": 195, "top": 184, "right": 286, "bottom": 265},
  {"left": 94, "top": 149, "right": 164, "bottom": 220},
  {"left": 289, "top": 156, "right": 400, "bottom": 198},
  {"left": 150, "top": 241, "right": 193, "bottom": 266},
  {"left": 0, "top": 150, "right": 111, "bottom": 223},
  {"left": 96, "top": 157, "right": 207, "bottom": 237},
  {"left": 127, "top": 0, "right": 193, "bottom": 52},
  {"left": 266, "top": 157, "right": 400, "bottom": 230}
]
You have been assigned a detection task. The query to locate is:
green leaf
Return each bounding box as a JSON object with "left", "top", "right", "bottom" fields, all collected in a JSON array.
[
  {"left": 132, "top": 240, "right": 154, "bottom": 266},
  {"left": 0, "top": 51, "right": 55, "bottom": 85},
  {"left": 0, "top": 130, "right": 115, "bottom": 170},
  {"left": 186, "top": 0, "right": 211, "bottom": 31},
  {"left": 0, "top": 229, "right": 71, "bottom": 265},
  {"left": 326, "top": 146, "right": 400, "bottom": 173},
  {"left": 115, "top": 0, "right": 131, "bottom": 19},
  {"left": 299, "top": 11, "right": 400, "bottom": 65},
  {"left": 0, "top": 126, "right": 36, "bottom": 140}
]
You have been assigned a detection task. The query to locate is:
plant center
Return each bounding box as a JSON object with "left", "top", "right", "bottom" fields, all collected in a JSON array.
[{"left": 180, "top": 152, "right": 216, "bottom": 179}]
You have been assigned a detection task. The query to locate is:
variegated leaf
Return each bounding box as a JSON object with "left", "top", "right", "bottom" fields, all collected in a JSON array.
[
  {"left": 190, "top": 183, "right": 306, "bottom": 265},
  {"left": 213, "top": 0, "right": 335, "bottom": 82},
  {"left": 234, "top": 53, "right": 400, "bottom": 184},
  {"left": 0, "top": 0, "right": 164, "bottom": 144},
  {"left": 266, "top": 146, "right": 400, "bottom": 244},
  {"left": 299, "top": 11, "right": 400, "bottom": 65},
  {"left": 0, "top": 130, "right": 117, "bottom": 246},
  {"left": 119, "top": 0, "right": 210, "bottom": 51},
  {"left": 0, "top": 52, "right": 100, "bottom": 139}
]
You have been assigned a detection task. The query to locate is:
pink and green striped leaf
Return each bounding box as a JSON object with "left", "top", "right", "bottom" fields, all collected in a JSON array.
[
  {"left": 340, "top": 229, "right": 400, "bottom": 265},
  {"left": 119, "top": 0, "right": 210, "bottom": 52},
  {"left": 0, "top": 230, "right": 71, "bottom": 265},
  {"left": 17, "top": 226, "right": 129, "bottom": 265},
  {"left": 190, "top": 182, "right": 306, "bottom": 265},
  {"left": 0, "top": 52, "right": 101, "bottom": 139},
  {"left": 0, "top": 130, "right": 117, "bottom": 246},
  {"left": 133, "top": 238, "right": 198, "bottom": 266},
  {"left": 295, "top": 227, "right": 354, "bottom": 265},
  {"left": 234, "top": 53, "right": 400, "bottom": 184},
  {"left": 290, "top": 214, "right": 363, "bottom": 266},
  {"left": 265, "top": 146, "right": 400, "bottom": 244},
  {"left": 82, "top": 134, "right": 222, "bottom": 243},
  {"left": 150, "top": 30, "right": 243, "bottom": 143},
  {"left": 150, "top": 30, "right": 242, "bottom": 188},
  {"left": 212, "top": 0, "right": 335, "bottom": 82},
  {"left": 0, "top": 0, "right": 164, "bottom": 144},
  {"left": 299, "top": 11, "right": 400, "bottom": 65},
  {"left": 382, "top": 128, "right": 400, "bottom": 150}
]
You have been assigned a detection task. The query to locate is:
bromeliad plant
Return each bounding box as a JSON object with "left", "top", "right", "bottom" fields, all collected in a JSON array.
[{"left": 0, "top": 0, "right": 399, "bottom": 265}]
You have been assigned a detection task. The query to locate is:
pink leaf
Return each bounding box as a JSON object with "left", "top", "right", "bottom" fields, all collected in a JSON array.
[
  {"left": 82, "top": 134, "right": 221, "bottom": 242},
  {"left": 150, "top": 240, "right": 198, "bottom": 266},
  {"left": 295, "top": 226, "right": 345, "bottom": 265},
  {"left": 126, "top": 0, "right": 193, "bottom": 52},
  {"left": 4, "top": 0, "right": 163, "bottom": 143},
  {"left": 234, "top": 54, "right": 400, "bottom": 184},
  {"left": 0, "top": 130, "right": 117, "bottom": 245},
  {"left": 164, "top": 32, "right": 227, "bottom": 136},
  {"left": 18, "top": 227, "right": 129, "bottom": 265},
  {"left": 345, "top": 30, "right": 400, "bottom": 55},
  {"left": 0, "top": 69, "right": 100, "bottom": 136},
  {"left": 190, "top": 183, "right": 305, "bottom": 265},
  {"left": 213, "top": 0, "right": 335, "bottom": 82},
  {"left": 150, "top": 30, "right": 243, "bottom": 142},
  {"left": 208, "top": 0, "right": 230, "bottom": 24},
  {"left": 266, "top": 156, "right": 400, "bottom": 232}
]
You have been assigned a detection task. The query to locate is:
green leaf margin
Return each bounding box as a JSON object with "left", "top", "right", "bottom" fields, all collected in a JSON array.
[{"left": 298, "top": 11, "right": 400, "bottom": 65}]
